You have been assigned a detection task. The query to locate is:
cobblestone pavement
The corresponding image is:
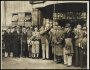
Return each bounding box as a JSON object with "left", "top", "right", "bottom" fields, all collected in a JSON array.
[{"left": 2, "top": 57, "right": 86, "bottom": 69}]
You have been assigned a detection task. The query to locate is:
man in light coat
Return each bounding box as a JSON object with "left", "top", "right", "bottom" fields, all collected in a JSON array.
[{"left": 40, "top": 24, "right": 51, "bottom": 60}]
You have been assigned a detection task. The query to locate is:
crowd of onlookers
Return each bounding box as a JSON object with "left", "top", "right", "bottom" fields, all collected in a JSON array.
[{"left": 2, "top": 22, "right": 87, "bottom": 68}]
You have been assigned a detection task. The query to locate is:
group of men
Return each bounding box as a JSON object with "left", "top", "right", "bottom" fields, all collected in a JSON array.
[{"left": 2, "top": 22, "right": 87, "bottom": 68}]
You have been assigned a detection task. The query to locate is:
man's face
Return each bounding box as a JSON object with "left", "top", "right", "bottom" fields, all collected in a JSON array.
[
  {"left": 35, "top": 27, "right": 38, "bottom": 31},
  {"left": 16, "top": 28, "right": 20, "bottom": 31},
  {"left": 58, "top": 26, "right": 62, "bottom": 30},
  {"left": 64, "top": 28, "right": 68, "bottom": 31},
  {"left": 45, "top": 26, "right": 49, "bottom": 29},
  {"left": 30, "top": 27, "right": 33, "bottom": 30},
  {"left": 11, "top": 28, "right": 14, "bottom": 33},
  {"left": 7, "top": 29, "right": 10, "bottom": 33},
  {"left": 77, "top": 25, "right": 82, "bottom": 30},
  {"left": 53, "top": 26, "right": 57, "bottom": 30},
  {"left": 41, "top": 26, "right": 44, "bottom": 30},
  {"left": 22, "top": 28, "right": 26, "bottom": 32}
]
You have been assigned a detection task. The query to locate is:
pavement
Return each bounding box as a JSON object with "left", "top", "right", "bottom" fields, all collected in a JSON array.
[{"left": 2, "top": 57, "right": 86, "bottom": 69}]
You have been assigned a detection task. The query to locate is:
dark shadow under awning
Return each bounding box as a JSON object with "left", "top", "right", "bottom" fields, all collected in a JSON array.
[
  {"left": 38, "top": 3, "right": 87, "bottom": 18},
  {"left": 55, "top": 3, "right": 87, "bottom": 12},
  {"left": 39, "top": 3, "right": 87, "bottom": 12}
]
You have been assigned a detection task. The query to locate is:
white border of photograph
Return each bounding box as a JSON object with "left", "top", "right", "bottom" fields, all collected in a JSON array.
[{"left": 1, "top": 1, "right": 89, "bottom": 69}]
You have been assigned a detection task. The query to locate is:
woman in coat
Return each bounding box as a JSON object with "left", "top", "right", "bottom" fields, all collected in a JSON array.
[
  {"left": 74, "top": 24, "right": 84, "bottom": 67},
  {"left": 32, "top": 27, "right": 40, "bottom": 58},
  {"left": 54, "top": 26, "right": 65, "bottom": 63}
]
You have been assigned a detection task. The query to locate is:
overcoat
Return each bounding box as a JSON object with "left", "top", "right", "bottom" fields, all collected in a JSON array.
[
  {"left": 40, "top": 28, "right": 51, "bottom": 44},
  {"left": 21, "top": 32, "right": 28, "bottom": 57},
  {"left": 12, "top": 31, "right": 21, "bottom": 57},
  {"left": 4, "top": 32, "right": 12, "bottom": 53},
  {"left": 74, "top": 29, "right": 84, "bottom": 66},
  {"left": 54, "top": 29, "right": 64, "bottom": 56}
]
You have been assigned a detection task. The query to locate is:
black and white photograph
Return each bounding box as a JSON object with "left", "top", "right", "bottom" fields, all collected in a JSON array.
[{"left": 1, "top": 0, "right": 89, "bottom": 69}]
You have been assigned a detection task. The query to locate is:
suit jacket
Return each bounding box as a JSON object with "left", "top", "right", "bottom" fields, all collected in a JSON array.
[
  {"left": 50, "top": 28, "right": 56, "bottom": 44},
  {"left": 21, "top": 32, "right": 27, "bottom": 43},
  {"left": 40, "top": 28, "right": 51, "bottom": 44},
  {"left": 4, "top": 32, "right": 12, "bottom": 46}
]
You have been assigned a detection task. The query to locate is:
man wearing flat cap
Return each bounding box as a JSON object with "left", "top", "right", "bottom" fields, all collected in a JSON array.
[{"left": 63, "top": 23, "right": 74, "bottom": 66}]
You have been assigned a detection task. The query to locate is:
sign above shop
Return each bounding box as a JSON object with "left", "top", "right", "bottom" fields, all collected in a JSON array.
[{"left": 30, "top": 1, "right": 45, "bottom": 4}]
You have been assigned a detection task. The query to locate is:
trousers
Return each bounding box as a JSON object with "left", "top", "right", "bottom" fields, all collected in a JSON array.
[
  {"left": 42, "top": 39, "right": 49, "bottom": 59},
  {"left": 63, "top": 47, "right": 72, "bottom": 66}
]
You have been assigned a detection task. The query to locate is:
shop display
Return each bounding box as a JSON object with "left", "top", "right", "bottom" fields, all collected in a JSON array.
[{"left": 53, "top": 12, "right": 86, "bottom": 20}]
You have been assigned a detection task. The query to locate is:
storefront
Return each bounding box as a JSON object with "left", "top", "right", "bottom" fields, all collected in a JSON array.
[
  {"left": 31, "top": 1, "right": 87, "bottom": 29},
  {"left": 30, "top": 1, "right": 87, "bottom": 59}
]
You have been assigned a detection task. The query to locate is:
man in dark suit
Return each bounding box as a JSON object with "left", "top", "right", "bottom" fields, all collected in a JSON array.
[
  {"left": 16, "top": 26, "right": 21, "bottom": 57},
  {"left": 4, "top": 27, "right": 11, "bottom": 57},
  {"left": 26, "top": 27, "right": 32, "bottom": 58},
  {"left": 12, "top": 26, "right": 20, "bottom": 57},
  {"left": 10, "top": 27, "right": 16, "bottom": 57},
  {"left": 21, "top": 26, "right": 28, "bottom": 57}
]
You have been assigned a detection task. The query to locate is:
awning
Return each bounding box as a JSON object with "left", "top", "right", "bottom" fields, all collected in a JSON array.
[{"left": 32, "top": 1, "right": 87, "bottom": 8}]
